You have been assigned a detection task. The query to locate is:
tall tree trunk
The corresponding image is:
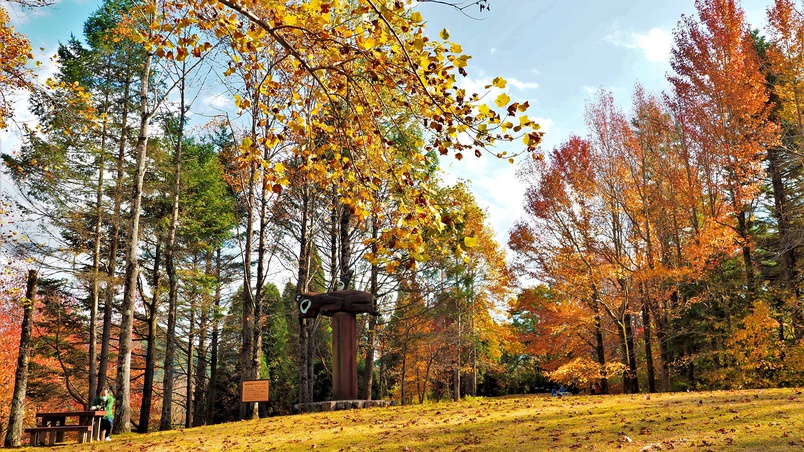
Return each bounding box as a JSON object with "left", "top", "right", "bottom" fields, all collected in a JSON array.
[
  {"left": 88, "top": 61, "right": 114, "bottom": 406},
  {"left": 98, "top": 75, "right": 131, "bottom": 393},
  {"left": 115, "top": 51, "right": 154, "bottom": 434},
  {"left": 624, "top": 313, "right": 639, "bottom": 393},
  {"left": 454, "top": 311, "right": 461, "bottom": 402},
  {"left": 339, "top": 203, "right": 352, "bottom": 288},
  {"left": 239, "top": 150, "right": 257, "bottom": 420},
  {"left": 591, "top": 287, "right": 609, "bottom": 394},
  {"left": 251, "top": 163, "right": 273, "bottom": 418},
  {"left": 193, "top": 252, "right": 211, "bottom": 426},
  {"left": 3, "top": 270, "right": 38, "bottom": 447},
  {"left": 642, "top": 290, "right": 656, "bottom": 393},
  {"left": 360, "top": 215, "right": 379, "bottom": 400},
  {"left": 297, "top": 186, "right": 312, "bottom": 405},
  {"left": 185, "top": 300, "right": 195, "bottom": 428},
  {"left": 88, "top": 146, "right": 105, "bottom": 406},
  {"left": 159, "top": 66, "right": 187, "bottom": 431},
  {"left": 139, "top": 237, "right": 162, "bottom": 433},
  {"left": 737, "top": 210, "right": 755, "bottom": 303},
  {"left": 768, "top": 144, "right": 801, "bottom": 339},
  {"left": 193, "top": 305, "right": 208, "bottom": 426},
  {"left": 657, "top": 292, "right": 673, "bottom": 392},
  {"left": 205, "top": 249, "right": 222, "bottom": 425}
]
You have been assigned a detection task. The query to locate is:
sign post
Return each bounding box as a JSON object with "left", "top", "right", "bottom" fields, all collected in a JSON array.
[{"left": 241, "top": 380, "right": 270, "bottom": 403}]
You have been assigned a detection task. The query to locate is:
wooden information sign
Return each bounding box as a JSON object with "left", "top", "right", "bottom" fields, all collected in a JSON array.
[{"left": 241, "top": 380, "right": 270, "bottom": 403}]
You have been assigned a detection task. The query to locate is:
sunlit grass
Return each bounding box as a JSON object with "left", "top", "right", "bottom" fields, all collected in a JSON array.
[{"left": 26, "top": 388, "right": 804, "bottom": 451}]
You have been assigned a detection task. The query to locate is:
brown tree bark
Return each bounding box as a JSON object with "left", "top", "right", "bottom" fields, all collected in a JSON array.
[
  {"left": 139, "top": 237, "right": 162, "bottom": 432},
  {"left": 3, "top": 270, "right": 38, "bottom": 447},
  {"left": 114, "top": 50, "right": 154, "bottom": 434},
  {"left": 98, "top": 74, "right": 130, "bottom": 394}
]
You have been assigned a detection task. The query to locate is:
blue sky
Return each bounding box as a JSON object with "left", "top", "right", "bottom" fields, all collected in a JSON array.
[{"left": 2, "top": 0, "right": 772, "bottom": 249}]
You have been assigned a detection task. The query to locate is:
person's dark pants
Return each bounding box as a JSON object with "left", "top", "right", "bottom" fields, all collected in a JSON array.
[{"left": 100, "top": 418, "right": 113, "bottom": 439}]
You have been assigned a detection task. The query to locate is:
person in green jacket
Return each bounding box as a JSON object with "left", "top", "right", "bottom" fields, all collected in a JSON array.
[{"left": 90, "top": 387, "right": 114, "bottom": 441}]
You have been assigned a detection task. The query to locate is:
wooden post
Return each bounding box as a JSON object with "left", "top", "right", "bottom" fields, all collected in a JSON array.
[{"left": 331, "top": 312, "right": 358, "bottom": 400}]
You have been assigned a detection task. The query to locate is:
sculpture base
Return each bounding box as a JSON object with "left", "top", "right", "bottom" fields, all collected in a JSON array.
[
  {"left": 331, "top": 312, "right": 358, "bottom": 400},
  {"left": 293, "top": 400, "right": 393, "bottom": 414}
]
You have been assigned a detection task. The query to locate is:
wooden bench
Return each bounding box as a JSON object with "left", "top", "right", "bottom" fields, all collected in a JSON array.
[{"left": 25, "top": 424, "right": 93, "bottom": 446}]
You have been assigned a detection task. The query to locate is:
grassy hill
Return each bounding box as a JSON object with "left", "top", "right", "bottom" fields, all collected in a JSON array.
[{"left": 26, "top": 388, "right": 804, "bottom": 451}]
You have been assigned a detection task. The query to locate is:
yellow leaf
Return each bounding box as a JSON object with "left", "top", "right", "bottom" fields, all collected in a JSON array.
[
  {"left": 454, "top": 54, "right": 470, "bottom": 68},
  {"left": 247, "top": 26, "right": 266, "bottom": 40},
  {"left": 464, "top": 236, "right": 478, "bottom": 248},
  {"left": 439, "top": 28, "right": 450, "bottom": 40},
  {"left": 478, "top": 104, "right": 491, "bottom": 116},
  {"left": 361, "top": 36, "right": 377, "bottom": 50},
  {"left": 494, "top": 92, "right": 510, "bottom": 107},
  {"left": 275, "top": 163, "right": 285, "bottom": 174},
  {"left": 411, "top": 11, "right": 423, "bottom": 23},
  {"left": 519, "top": 115, "right": 530, "bottom": 127},
  {"left": 450, "top": 43, "right": 463, "bottom": 53},
  {"left": 492, "top": 76, "right": 507, "bottom": 89}
]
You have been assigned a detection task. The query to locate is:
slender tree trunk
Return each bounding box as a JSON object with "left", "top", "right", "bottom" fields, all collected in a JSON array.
[
  {"left": 193, "top": 252, "right": 211, "bottom": 426},
  {"left": 115, "top": 51, "right": 154, "bottom": 434},
  {"left": 139, "top": 237, "right": 162, "bottom": 432},
  {"left": 642, "top": 291, "right": 656, "bottom": 393},
  {"left": 160, "top": 68, "right": 187, "bottom": 431},
  {"left": 768, "top": 144, "right": 801, "bottom": 339},
  {"left": 205, "top": 249, "right": 222, "bottom": 425},
  {"left": 657, "top": 293, "right": 672, "bottom": 392},
  {"left": 239, "top": 152, "right": 257, "bottom": 420},
  {"left": 687, "top": 347, "right": 696, "bottom": 390},
  {"left": 454, "top": 311, "right": 461, "bottom": 402},
  {"left": 185, "top": 300, "right": 195, "bottom": 428},
  {"left": 737, "top": 210, "right": 755, "bottom": 303},
  {"left": 339, "top": 204, "right": 352, "bottom": 288},
  {"left": 624, "top": 313, "right": 639, "bottom": 393},
  {"left": 400, "top": 339, "right": 407, "bottom": 405},
  {"left": 88, "top": 63, "right": 114, "bottom": 406},
  {"left": 3, "top": 270, "right": 38, "bottom": 447},
  {"left": 591, "top": 287, "right": 609, "bottom": 394},
  {"left": 360, "top": 214, "right": 380, "bottom": 400},
  {"left": 98, "top": 75, "right": 131, "bottom": 394},
  {"left": 251, "top": 165, "right": 273, "bottom": 418},
  {"left": 194, "top": 305, "right": 208, "bottom": 426},
  {"left": 297, "top": 186, "right": 312, "bottom": 405},
  {"left": 88, "top": 148, "right": 105, "bottom": 406}
]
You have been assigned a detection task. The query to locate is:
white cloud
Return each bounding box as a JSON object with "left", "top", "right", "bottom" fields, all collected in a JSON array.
[
  {"left": 203, "top": 93, "right": 231, "bottom": 108},
  {"left": 634, "top": 28, "right": 672, "bottom": 63},
  {"left": 605, "top": 27, "right": 672, "bottom": 63},
  {"left": 508, "top": 78, "right": 539, "bottom": 90},
  {"left": 490, "top": 48, "right": 498, "bottom": 54}
]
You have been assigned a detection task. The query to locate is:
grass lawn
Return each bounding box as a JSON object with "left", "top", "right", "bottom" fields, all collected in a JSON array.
[{"left": 27, "top": 388, "right": 804, "bottom": 451}]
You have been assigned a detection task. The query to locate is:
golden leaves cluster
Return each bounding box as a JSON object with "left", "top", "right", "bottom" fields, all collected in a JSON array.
[
  {"left": 0, "top": 5, "right": 34, "bottom": 129},
  {"left": 124, "top": 0, "right": 539, "bottom": 268}
]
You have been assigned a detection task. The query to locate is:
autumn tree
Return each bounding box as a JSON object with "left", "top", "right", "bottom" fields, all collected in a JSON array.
[
  {"left": 670, "top": 0, "right": 777, "bottom": 301},
  {"left": 765, "top": 0, "right": 804, "bottom": 340},
  {"left": 0, "top": 3, "right": 33, "bottom": 130}
]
